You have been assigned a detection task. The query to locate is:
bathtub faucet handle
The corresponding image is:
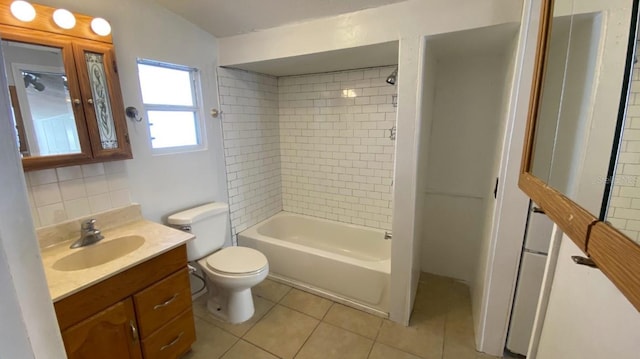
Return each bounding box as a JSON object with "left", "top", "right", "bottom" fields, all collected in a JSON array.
[{"left": 384, "top": 231, "right": 392, "bottom": 240}]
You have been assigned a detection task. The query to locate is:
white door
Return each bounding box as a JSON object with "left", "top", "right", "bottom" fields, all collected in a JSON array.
[
  {"left": 534, "top": 237, "right": 640, "bottom": 359},
  {"left": 506, "top": 251, "right": 547, "bottom": 355}
]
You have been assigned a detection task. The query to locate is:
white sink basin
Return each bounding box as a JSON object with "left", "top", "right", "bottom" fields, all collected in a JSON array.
[{"left": 52, "top": 235, "right": 146, "bottom": 271}]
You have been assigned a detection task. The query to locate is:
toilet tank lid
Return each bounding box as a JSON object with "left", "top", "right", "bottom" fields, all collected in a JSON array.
[{"left": 167, "top": 202, "right": 229, "bottom": 225}]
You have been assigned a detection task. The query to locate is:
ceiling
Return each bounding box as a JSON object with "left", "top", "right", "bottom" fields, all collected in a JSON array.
[{"left": 154, "top": 0, "right": 409, "bottom": 38}]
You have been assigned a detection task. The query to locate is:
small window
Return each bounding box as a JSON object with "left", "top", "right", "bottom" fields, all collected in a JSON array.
[{"left": 137, "top": 59, "right": 204, "bottom": 153}]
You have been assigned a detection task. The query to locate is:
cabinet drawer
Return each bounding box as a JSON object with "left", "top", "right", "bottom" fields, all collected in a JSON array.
[
  {"left": 141, "top": 308, "right": 196, "bottom": 359},
  {"left": 134, "top": 268, "right": 192, "bottom": 337}
]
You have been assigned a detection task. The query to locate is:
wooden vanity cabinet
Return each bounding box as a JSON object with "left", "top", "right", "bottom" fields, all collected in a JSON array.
[
  {"left": 54, "top": 245, "right": 195, "bottom": 359},
  {"left": 61, "top": 298, "right": 142, "bottom": 359}
]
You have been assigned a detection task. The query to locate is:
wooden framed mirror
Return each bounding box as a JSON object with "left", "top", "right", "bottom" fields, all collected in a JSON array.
[
  {"left": 520, "top": 0, "right": 640, "bottom": 311},
  {"left": 0, "top": 0, "right": 132, "bottom": 171}
]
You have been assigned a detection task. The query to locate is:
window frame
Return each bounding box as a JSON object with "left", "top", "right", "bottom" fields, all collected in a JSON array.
[{"left": 136, "top": 58, "right": 206, "bottom": 155}]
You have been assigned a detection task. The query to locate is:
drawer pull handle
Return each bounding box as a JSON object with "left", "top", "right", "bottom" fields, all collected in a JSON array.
[
  {"left": 129, "top": 320, "right": 139, "bottom": 342},
  {"left": 160, "top": 332, "right": 184, "bottom": 351},
  {"left": 154, "top": 293, "right": 179, "bottom": 310}
]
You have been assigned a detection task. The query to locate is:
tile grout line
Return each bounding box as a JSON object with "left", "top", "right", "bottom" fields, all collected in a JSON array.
[
  {"left": 237, "top": 302, "right": 285, "bottom": 359},
  {"left": 217, "top": 336, "right": 241, "bottom": 359},
  {"left": 240, "top": 298, "right": 278, "bottom": 340},
  {"left": 291, "top": 312, "right": 322, "bottom": 359}
]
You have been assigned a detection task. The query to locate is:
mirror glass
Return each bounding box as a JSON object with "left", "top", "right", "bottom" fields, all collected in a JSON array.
[
  {"left": 529, "top": 0, "right": 634, "bottom": 215},
  {"left": 2, "top": 40, "right": 81, "bottom": 157},
  {"left": 530, "top": 0, "right": 574, "bottom": 184},
  {"left": 605, "top": 37, "right": 640, "bottom": 245}
]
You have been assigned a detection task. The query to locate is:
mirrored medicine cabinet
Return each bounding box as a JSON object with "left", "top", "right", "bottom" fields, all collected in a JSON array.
[
  {"left": 521, "top": 0, "right": 640, "bottom": 310},
  {"left": 0, "top": 0, "right": 132, "bottom": 171}
]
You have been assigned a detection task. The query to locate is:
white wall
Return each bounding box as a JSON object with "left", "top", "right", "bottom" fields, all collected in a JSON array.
[
  {"left": 471, "top": 0, "right": 539, "bottom": 354},
  {"left": 413, "top": 40, "right": 437, "bottom": 311},
  {"left": 216, "top": 0, "right": 523, "bottom": 324},
  {"left": 34, "top": 0, "right": 227, "bottom": 226},
  {"left": 535, "top": 236, "right": 640, "bottom": 359},
  {"left": 218, "top": 0, "right": 523, "bottom": 67},
  {"left": 279, "top": 67, "right": 397, "bottom": 230},
  {"left": 217, "top": 68, "right": 282, "bottom": 239},
  {"left": 420, "top": 48, "right": 512, "bottom": 283}
]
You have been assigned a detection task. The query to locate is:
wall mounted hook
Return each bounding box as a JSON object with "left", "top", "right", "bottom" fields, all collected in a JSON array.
[{"left": 125, "top": 106, "right": 143, "bottom": 122}]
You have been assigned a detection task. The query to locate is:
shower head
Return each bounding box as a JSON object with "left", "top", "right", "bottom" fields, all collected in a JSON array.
[{"left": 386, "top": 68, "right": 398, "bottom": 85}]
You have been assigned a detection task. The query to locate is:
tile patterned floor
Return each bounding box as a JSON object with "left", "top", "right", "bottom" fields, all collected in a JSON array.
[{"left": 183, "top": 273, "right": 510, "bottom": 359}]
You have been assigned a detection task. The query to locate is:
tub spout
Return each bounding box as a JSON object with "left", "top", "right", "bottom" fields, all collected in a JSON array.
[{"left": 384, "top": 231, "right": 392, "bottom": 240}]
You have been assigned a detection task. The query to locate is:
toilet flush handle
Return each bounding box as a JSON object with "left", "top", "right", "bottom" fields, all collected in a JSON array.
[{"left": 170, "top": 224, "right": 191, "bottom": 232}]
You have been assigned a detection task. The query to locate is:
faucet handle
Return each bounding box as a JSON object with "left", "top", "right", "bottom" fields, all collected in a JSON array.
[{"left": 82, "top": 219, "right": 97, "bottom": 230}]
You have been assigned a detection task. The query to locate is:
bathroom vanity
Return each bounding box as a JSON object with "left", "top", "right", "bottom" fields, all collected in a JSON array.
[
  {"left": 37, "top": 205, "right": 196, "bottom": 359},
  {"left": 56, "top": 247, "right": 193, "bottom": 359}
]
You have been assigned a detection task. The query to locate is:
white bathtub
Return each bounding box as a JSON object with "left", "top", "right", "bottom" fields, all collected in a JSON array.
[{"left": 238, "top": 211, "right": 390, "bottom": 315}]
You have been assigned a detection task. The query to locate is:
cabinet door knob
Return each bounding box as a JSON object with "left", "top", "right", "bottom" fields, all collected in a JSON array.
[
  {"left": 87, "top": 98, "right": 94, "bottom": 105},
  {"left": 73, "top": 99, "right": 81, "bottom": 105},
  {"left": 129, "top": 320, "right": 139, "bottom": 342}
]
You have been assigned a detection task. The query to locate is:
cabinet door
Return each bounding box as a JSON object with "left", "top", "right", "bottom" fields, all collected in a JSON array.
[
  {"left": 0, "top": 28, "right": 94, "bottom": 170},
  {"left": 73, "top": 40, "right": 132, "bottom": 161},
  {"left": 61, "top": 298, "right": 142, "bottom": 359}
]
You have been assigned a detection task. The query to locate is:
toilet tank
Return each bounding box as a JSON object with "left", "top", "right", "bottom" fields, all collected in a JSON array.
[{"left": 167, "top": 202, "right": 229, "bottom": 261}]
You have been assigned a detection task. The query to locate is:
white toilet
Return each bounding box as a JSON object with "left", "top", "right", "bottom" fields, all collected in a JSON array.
[{"left": 168, "top": 203, "right": 268, "bottom": 324}]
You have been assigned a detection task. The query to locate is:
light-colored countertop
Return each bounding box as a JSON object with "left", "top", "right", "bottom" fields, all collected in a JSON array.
[{"left": 37, "top": 205, "right": 194, "bottom": 302}]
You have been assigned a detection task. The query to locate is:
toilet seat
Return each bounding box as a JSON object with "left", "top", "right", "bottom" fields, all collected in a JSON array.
[{"left": 204, "top": 246, "right": 268, "bottom": 276}]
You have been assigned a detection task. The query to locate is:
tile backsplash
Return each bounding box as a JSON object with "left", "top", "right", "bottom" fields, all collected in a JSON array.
[{"left": 26, "top": 162, "right": 132, "bottom": 227}]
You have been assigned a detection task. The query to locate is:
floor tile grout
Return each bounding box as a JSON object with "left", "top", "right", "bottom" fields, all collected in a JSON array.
[
  {"left": 188, "top": 276, "right": 506, "bottom": 359},
  {"left": 291, "top": 318, "right": 322, "bottom": 359},
  {"left": 217, "top": 336, "right": 240, "bottom": 359}
]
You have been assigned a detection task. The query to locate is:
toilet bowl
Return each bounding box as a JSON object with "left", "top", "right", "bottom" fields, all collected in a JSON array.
[
  {"left": 197, "top": 246, "right": 268, "bottom": 323},
  {"left": 167, "top": 203, "right": 269, "bottom": 324}
]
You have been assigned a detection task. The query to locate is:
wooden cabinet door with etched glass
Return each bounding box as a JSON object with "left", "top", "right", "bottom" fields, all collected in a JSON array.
[
  {"left": 0, "top": 0, "right": 132, "bottom": 171},
  {"left": 73, "top": 40, "right": 131, "bottom": 161}
]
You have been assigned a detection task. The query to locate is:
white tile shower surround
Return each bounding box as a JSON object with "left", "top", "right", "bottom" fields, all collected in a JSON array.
[
  {"left": 218, "top": 68, "right": 283, "bottom": 238},
  {"left": 218, "top": 66, "right": 397, "bottom": 236},
  {"left": 609, "top": 57, "right": 640, "bottom": 241},
  {"left": 279, "top": 67, "right": 397, "bottom": 230},
  {"left": 26, "top": 162, "right": 132, "bottom": 227}
]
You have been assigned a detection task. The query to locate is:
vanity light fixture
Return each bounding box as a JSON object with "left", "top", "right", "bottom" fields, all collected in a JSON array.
[
  {"left": 90, "top": 17, "right": 111, "bottom": 36},
  {"left": 53, "top": 8, "right": 75, "bottom": 29},
  {"left": 10, "top": 0, "right": 36, "bottom": 22}
]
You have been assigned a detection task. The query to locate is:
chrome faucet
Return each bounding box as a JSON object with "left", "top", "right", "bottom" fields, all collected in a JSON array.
[
  {"left": 384, "top": 231, "right": 392, "bottom": 240},
  {"left": 70, "top": 219, "right": 104, "bottom": 248}
]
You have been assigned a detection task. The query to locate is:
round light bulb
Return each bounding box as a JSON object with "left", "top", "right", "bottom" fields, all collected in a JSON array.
[
  {"left": 53, "top": 9, "right": 76, "bottom": 29},
  {"left": 90, "top": 17, "right": 111, "bottom": 36},
  {"left": 10, "top": 1, "right": 36, "bottom": 22}
]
